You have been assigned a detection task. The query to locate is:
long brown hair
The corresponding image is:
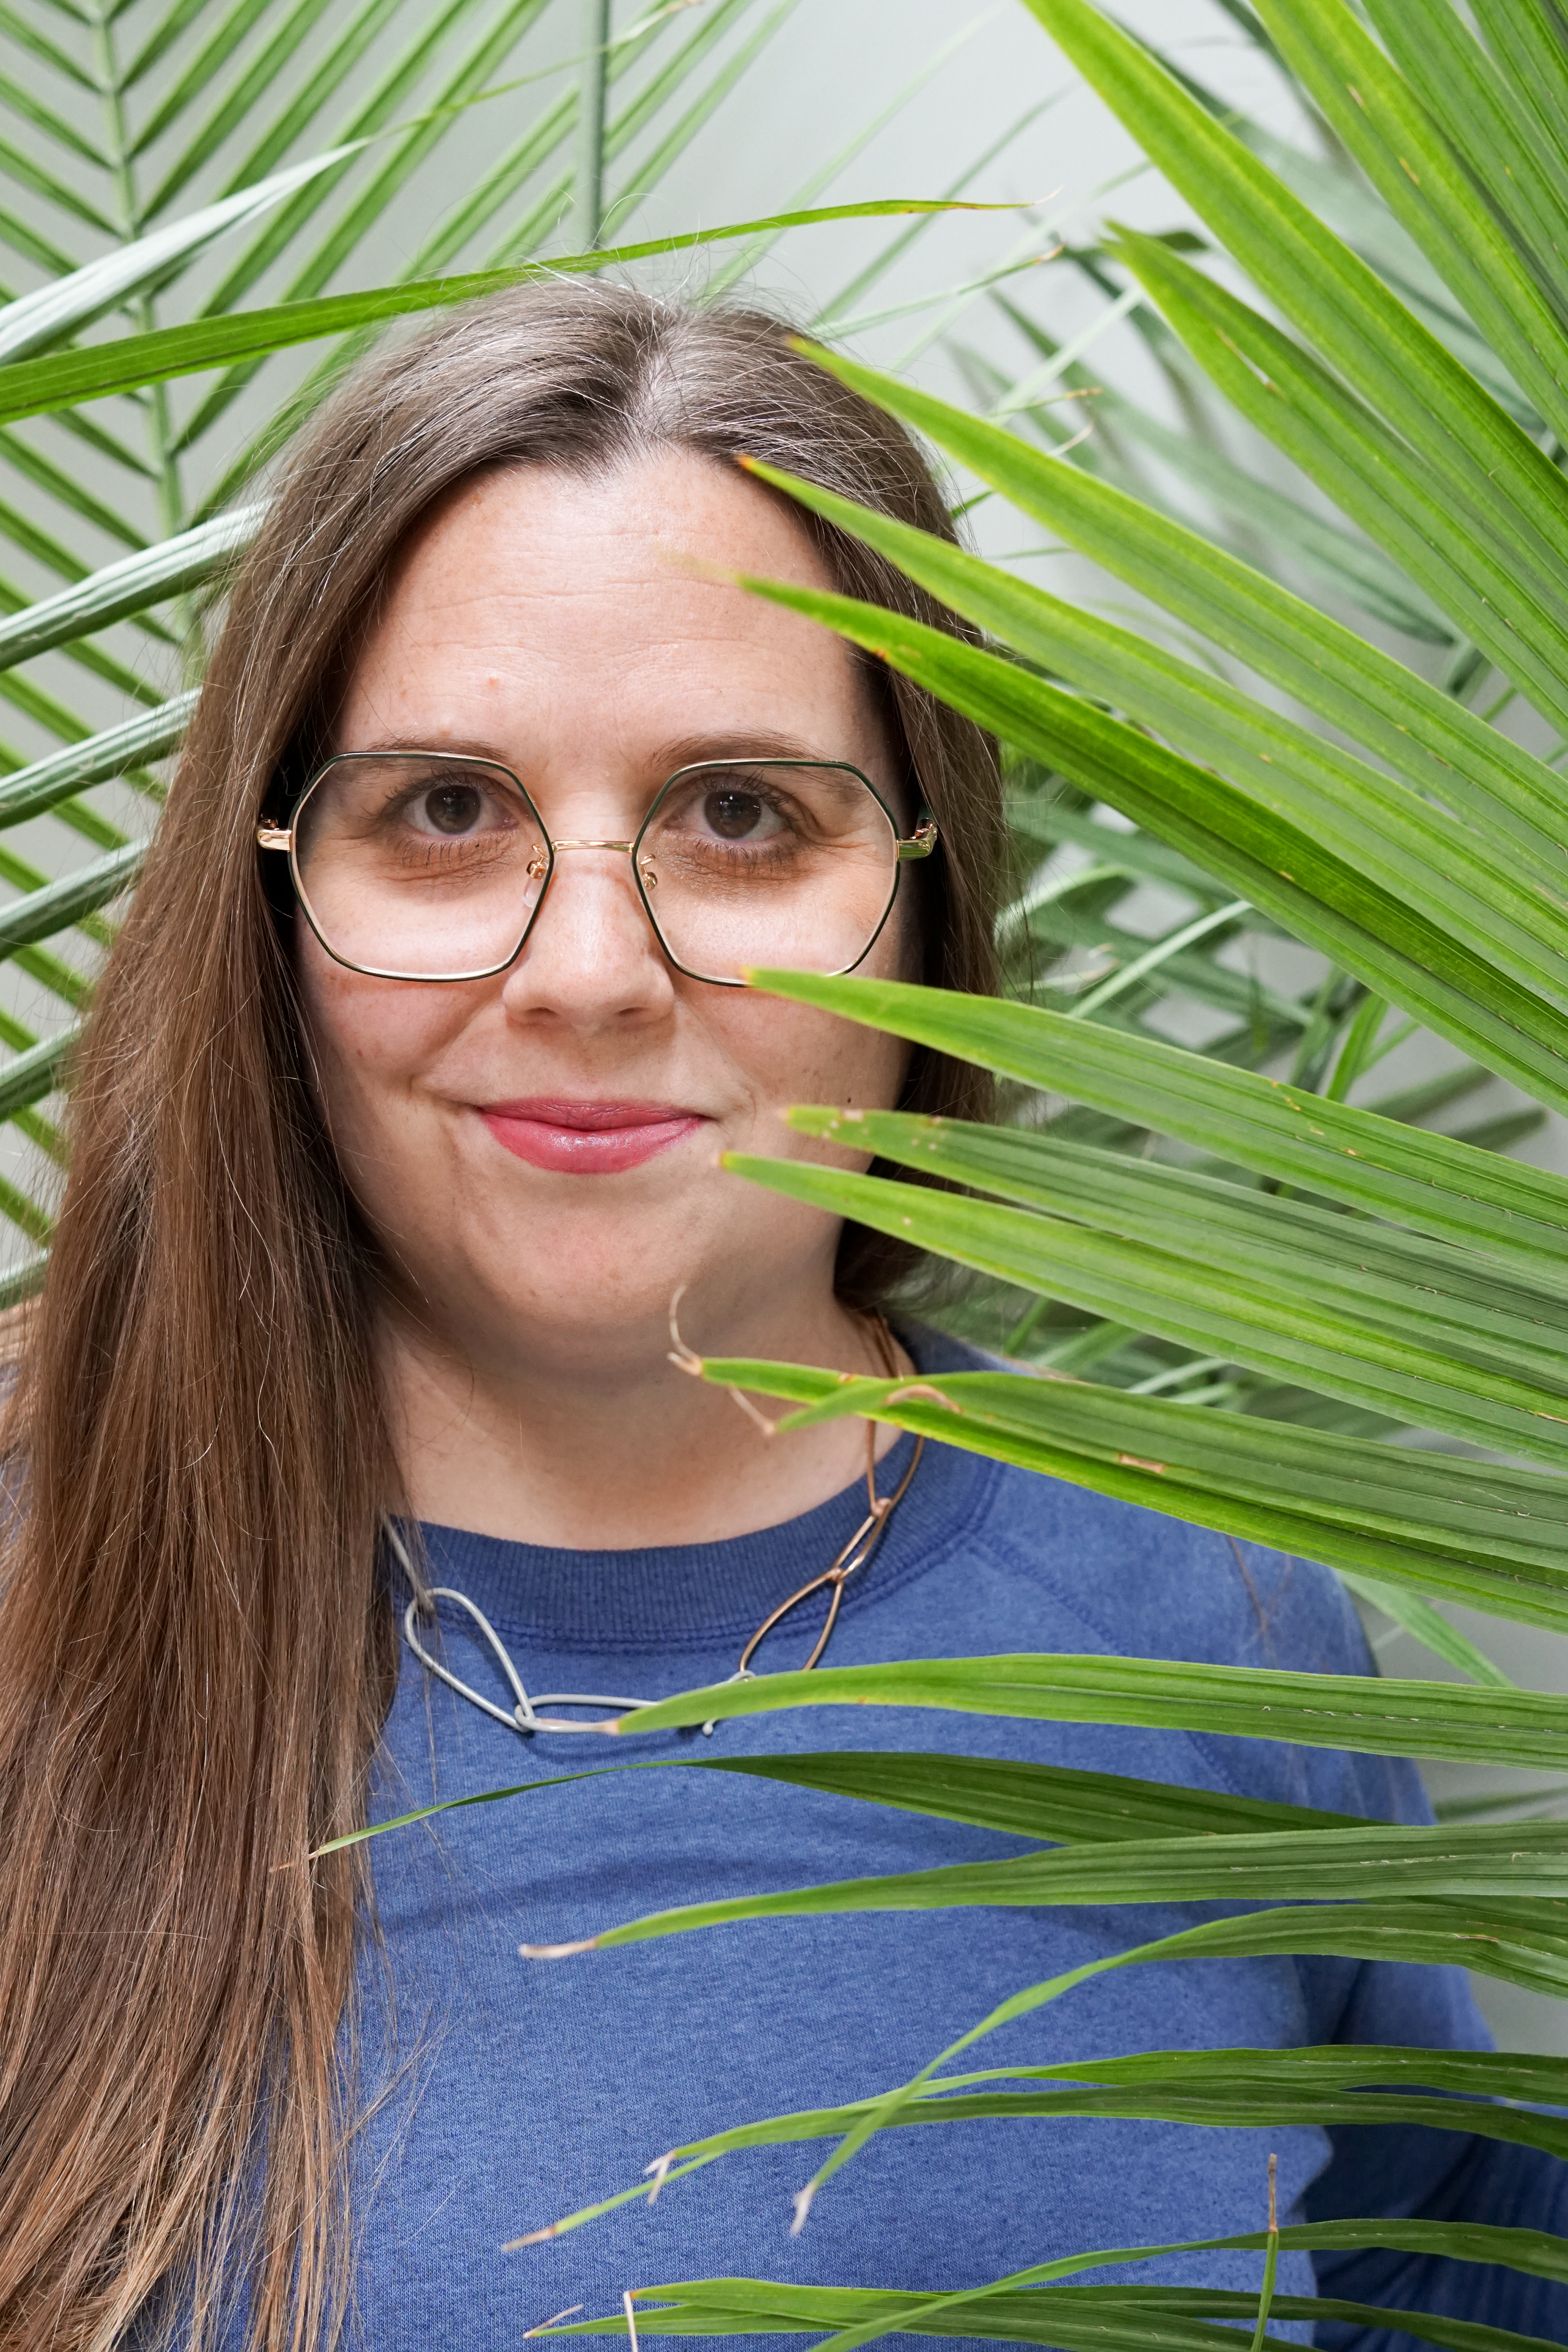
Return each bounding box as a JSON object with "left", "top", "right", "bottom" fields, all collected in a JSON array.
[{"left": 0, "top": 282, "right": 1003, "bottom": 2351}]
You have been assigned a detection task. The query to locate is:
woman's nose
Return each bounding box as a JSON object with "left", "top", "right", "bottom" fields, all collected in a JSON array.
[{"left": 498, "top": 846, "right": 674, "bottom": 1027}]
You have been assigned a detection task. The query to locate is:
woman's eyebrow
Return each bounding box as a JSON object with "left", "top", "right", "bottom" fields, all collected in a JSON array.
[
  {"left": 650, "top": 729, "right": 829, "bottom": 769},
  {"left": 337, "top": 734, "right": 516, "bottom": 762}
]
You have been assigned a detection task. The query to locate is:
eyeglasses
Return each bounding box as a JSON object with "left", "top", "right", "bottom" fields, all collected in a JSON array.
[{"left": 257, "top": 750, "right": 937, "bottom": 988}]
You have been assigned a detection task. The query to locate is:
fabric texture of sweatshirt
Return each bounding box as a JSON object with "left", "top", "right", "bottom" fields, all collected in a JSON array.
[{"left": 343, "top": 1329, "right": 1568, "bottom": 2352}]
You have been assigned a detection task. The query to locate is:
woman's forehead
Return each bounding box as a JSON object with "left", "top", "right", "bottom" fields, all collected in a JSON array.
[
  {"left": 336, "top": 450, "right": 890, "bottom": 772},
  {"left": 376, "top": 449, "right": 826, "bottom": 629}
]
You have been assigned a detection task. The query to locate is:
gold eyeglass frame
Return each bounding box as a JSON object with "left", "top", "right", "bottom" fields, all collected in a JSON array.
[{"left": 257, "top": 749, "right": 939, "bottom": 988}]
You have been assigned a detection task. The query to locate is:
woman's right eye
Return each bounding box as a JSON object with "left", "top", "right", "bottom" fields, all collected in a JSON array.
[
  {"left": 415, "top": 782, "right": 484, "bottom": 835},
  {"left": 393, "top": 775, "right": 512, "bottom": 839}
]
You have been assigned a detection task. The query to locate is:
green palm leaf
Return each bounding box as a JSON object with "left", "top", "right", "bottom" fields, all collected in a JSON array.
[
  {"left": 535, "top": 2275, "right": 1565, "bottom": 2352},
  {"left": 543, "top": 1816, "right": 1568, "bottom": 1950},
  {"left": 742, "top": 972, "right": 1568, "bottom": 1278},
  {"left": 740, "top": 454, "right": 1568, "bottom": 1005},
  {"left": 1020, "top": 0, "right": 1568, "bottom": 577},
  {"left": 0, "top": 201, "right": 1009, "bottom": 429},
  {"left": 585, "top": 1652, "right": 1568, "bottom": 1768},
  {"left": 734, "top": 580, "right": 1568, "bottom": 1105}
]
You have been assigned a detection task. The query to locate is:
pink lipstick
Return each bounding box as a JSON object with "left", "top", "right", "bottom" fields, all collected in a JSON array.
[{"left": 480, "top": 1097, "right": 704, "bottom": 1174}]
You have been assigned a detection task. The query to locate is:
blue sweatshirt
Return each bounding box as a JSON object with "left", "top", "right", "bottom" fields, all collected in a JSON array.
[{"left": 350, "top": 1331, "right": 1568, "bottom": 2352}]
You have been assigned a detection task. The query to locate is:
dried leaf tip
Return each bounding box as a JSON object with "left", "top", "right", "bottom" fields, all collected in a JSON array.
[
  {"left": 790, "top": 2181, "right": 817, "bottom": 2236},
  {"left": 508, "top": 2229, "right": 564, "bottom": 2256},
  {"left": 667, "top": 1285, "right": 703, "bottom": 1378},
  {"left": 643, "top": 2154, "right": 676, "bottom": 2206},
  {"left": 725, "top": 1384, "right": 778, "bottom": 1438},
  {"left": 519, "top": 1935, "right": 599, "bottom": 1960},
  {"left": 885, "top": 1382, "right": 963, "bottom": 1413}
]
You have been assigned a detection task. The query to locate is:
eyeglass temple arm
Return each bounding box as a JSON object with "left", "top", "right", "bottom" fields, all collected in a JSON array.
[
  {"left": 896, "top": 819, "right": 939, "bottom": 863},
  {"left": 257, "top": 825, "right": 291, "bottom": 850}
]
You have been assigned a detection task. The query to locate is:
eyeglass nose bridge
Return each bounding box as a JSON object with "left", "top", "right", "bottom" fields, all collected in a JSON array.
[
  {"left": 526, "top": 835, "right": 663, "bottom": 914},
  {"left": 524, "top": 836, "right": 655, "bottom": 890}
]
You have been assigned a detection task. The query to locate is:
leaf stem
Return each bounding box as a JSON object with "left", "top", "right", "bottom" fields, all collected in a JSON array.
[{"left": 574, "top": 0, "right": 612, "bottom": 247}]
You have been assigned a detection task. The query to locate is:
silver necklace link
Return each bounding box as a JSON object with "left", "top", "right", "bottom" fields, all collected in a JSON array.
[
  {"left": 386, "top": 1522, "right": 656, "bottom": 1737},
  {"left": 401, "top": 1586, "right": 655, "bottom": 1735}
]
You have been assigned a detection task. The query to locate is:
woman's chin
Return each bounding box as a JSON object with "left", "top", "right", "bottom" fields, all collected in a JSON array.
[{"left": 389, "top": 1241, "right": 737, "bottom": 1359}]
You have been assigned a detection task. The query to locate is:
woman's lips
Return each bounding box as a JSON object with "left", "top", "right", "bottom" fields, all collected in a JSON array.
[{"left": 479, "top": 1097, "right": 705, "bottom": 1174}]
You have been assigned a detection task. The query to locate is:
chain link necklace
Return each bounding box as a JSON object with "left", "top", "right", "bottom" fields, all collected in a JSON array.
[{"left": 392, "top": 1317, "right": 923, "bottom": 1740}]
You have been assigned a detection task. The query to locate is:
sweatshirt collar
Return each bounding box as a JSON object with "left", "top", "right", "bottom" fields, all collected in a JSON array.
[{"left": 408, "top": 1325, "right": 994, "bottom": 1657}]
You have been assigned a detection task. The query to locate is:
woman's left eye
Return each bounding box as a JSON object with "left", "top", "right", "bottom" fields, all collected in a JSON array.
[{"left": 697, "top": 788, "right": 786, "bottom": 843}]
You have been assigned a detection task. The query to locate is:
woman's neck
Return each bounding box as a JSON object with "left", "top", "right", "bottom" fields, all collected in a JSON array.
[{"left": 379, "top": 1287, "right": 907, "bottom": 1549}]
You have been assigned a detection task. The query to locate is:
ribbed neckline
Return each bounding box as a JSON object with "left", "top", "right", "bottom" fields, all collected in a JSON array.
[{"left": 411, "top": 1326, "right": 996, "bottom": 1657}]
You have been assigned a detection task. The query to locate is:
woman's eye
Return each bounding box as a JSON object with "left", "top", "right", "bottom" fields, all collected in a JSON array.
[
  {"left": 397, "top": 777, "right": 512, "bottom": 839},
  {"left": 420, "top": 784, "right": 483, "bottom": 835},
  {"left": 700, "top": 789, "right": 783, "bottom": 842}
]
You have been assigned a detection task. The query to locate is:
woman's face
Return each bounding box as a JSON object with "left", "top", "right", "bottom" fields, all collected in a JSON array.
[{"left": 298, "top": 451, "right": 913, "bottom": 1380}]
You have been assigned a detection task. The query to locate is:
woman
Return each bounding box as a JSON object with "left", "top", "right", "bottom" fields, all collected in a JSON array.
[{"left": 0, "top": 284, "right": 1559, "bottom": 2352}]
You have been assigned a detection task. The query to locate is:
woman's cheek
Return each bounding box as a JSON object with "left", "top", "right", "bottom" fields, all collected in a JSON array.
[
  {"left": 300, "top": 944, "right": 470, "bottom": 1119},
  {"left": 715, "top": 995, "right": 908, "bottom": 1157}
]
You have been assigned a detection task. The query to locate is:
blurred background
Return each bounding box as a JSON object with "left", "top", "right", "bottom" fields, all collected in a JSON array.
[{"left": 0, "top": 0, "right": 1561, "bottom": 2047}]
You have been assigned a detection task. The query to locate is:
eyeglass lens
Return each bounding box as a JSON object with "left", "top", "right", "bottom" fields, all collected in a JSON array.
[{"left": 292, "top": 752, "right": 903, "bottom": 985}]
